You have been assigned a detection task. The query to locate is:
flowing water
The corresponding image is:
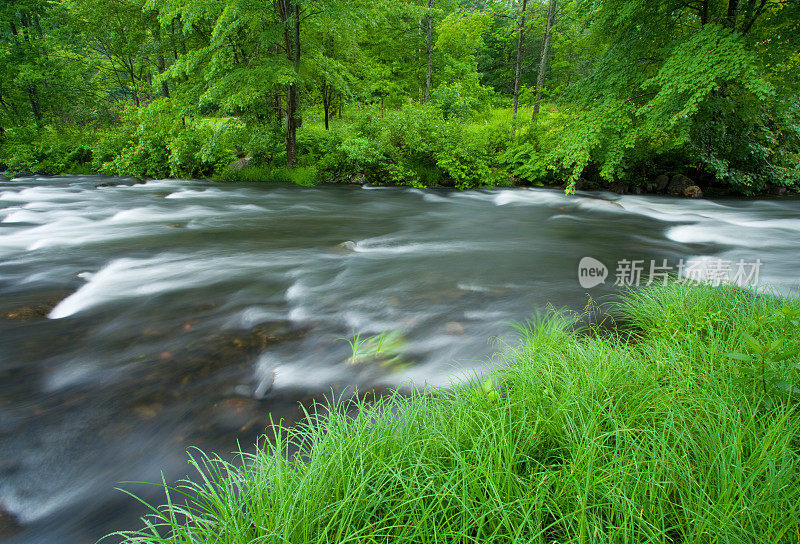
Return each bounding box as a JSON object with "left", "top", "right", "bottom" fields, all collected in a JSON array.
[{"left": 0, "top": 175, "right": 798, "bottom": 543}]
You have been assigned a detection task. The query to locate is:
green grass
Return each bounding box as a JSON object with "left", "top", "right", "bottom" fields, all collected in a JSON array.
[
  {"left": 216, "top": 165, "right": 320, "bottom": 186},
  {"left": 109, "top": 283, "right": 800, "bottom": 543}
]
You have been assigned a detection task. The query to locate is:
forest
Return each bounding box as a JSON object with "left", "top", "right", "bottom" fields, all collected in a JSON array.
[{"left": 1, "top": 0, "right": 799, "bottom": 194}]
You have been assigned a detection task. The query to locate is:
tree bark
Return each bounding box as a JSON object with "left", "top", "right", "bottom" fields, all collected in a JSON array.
[
  {"left": 726, "top": 0, "right": 740, "bottom": 28},
  {"left": 532, "top": 0, "right": 556, "bottom": 122},
  {"left": 322, "top": 81, "right": 330, "bottom": 130},
  {"left": 152, "top": 24, "right": 170, "bottom": 98},
  {"left": 28, "top": 85, "right": 42, "bottom": 122},
  {"left": 277, "top": 0, "right": 301, "bottom": 168},
  {"left": 512, "top": 0, "right": 528, "bottom": 126},
  {"left": 424, "top": 0, "right": 433, "bottom": 103}
]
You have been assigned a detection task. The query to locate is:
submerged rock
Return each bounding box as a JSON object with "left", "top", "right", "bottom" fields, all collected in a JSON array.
[
  {"left": 2, "top": 300, "right": 60, "bottom": 321},
  {"left": 0, "top": 508, "right": 21, "bottom": 539},
  {"left": 331, "top": 240, "right": 357, "bottom": 252},
  {"left": 445, "top": 321, "right": 464, "bottom": 335}
]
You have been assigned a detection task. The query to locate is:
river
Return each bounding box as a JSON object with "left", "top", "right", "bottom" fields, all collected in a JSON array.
[{"left": 0, "top": 175, "right": 798, "bottom": 543}]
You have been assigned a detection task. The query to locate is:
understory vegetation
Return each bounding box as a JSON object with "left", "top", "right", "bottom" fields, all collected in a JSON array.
[
  {"left": 2, "top": 1, "right": 799, "bottom": 194},
  {"left": 112, "top": 282, "right": 800, "bottom": 543}
]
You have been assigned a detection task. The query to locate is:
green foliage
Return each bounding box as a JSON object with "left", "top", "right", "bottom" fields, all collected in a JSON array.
[
  {"left": 2, "top": 0, "right": 797, "bottom": 193},
  {"left": 0, "top": 125, "right": 96, "bottom": 175},
  {"left": 111, "top": 284, "right": 800, "bottom": 543},
  {"left": 343, "top": 330, "right": 409, "bottom": 368},
  {"left": 311, "top": 104, "right": 509, "bottom": 188},
  {"left": 96, "top": 101, "right": 237, "bottom": 179},
  {"left": 217, "top": 164, "right": 319, "bottom": 186}
]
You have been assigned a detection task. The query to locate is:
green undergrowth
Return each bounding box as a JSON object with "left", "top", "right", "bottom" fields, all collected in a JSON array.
[{"left": 110, "top": 282, "right": 800, "bottom": 543}]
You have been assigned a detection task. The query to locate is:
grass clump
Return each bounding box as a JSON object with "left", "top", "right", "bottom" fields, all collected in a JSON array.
[
  {"left": 216, "top": 165, "right": 320, "bottom": 186},
  {"left": 111, "top": 283, "right": 800, "bottom": 543}
]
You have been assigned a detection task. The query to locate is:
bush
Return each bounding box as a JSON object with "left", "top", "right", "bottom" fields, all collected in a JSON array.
[
  {"left": 0, "top": 125, "right": 97, "bottom": 175},
  {"left": 95, "top": 101, "right": 238, "bottom": 179}
]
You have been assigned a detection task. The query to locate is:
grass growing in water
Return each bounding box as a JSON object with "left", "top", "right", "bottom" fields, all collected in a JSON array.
[{"left": 110, "top": 283, "right": 800, "bottom": 543}]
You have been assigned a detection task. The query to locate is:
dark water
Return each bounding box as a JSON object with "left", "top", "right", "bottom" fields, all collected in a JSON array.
[{"left": 0, "top": 176, "right": 798, "bottom": 543}]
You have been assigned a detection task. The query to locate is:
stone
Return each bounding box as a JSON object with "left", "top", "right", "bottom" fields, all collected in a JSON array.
[
  {"left": 2, "top": 303, "right": 57, "bottom": 321},
  {"left": 348, "top": 173, "right": 367, "bottom": 185},
  {"left": 654, "top": 174, "right": 670, "bottom": 192},
  {"left": 683, "top": 185, "right": 703, "bottom": 198},
  {"left": 666, "top": 174, "right": 693, "bottom": 196},
  {"left": 0, "top": 508, "right": 21, "bottom": 539},
  {"left": 133, "top": 403, "right": 163, "bottom": 419},
  {"left": 445, "top": 321, "right": 464, "bottom": 335},
  {"left": 331, "top": 240, "right": 357, "bottom": 252},
  {"left": 228, "top": 156, "right": 252, "bottom": 171},
  {"left": 574, "top": 177, "right": 604, "bottom": 191},
  {"left": 767, "top": 185, "right": 788, "bottom": 196}
]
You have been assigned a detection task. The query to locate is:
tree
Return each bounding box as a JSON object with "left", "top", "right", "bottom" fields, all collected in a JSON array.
[
  {"left": 512, "top": 0, "right": 527, "bottom": 125},
  {"left": 532, "top": 0, "right": 556, "bottom": 121},
  {"left": 511, "top": 0, "right": 800, "bottom": 191}
]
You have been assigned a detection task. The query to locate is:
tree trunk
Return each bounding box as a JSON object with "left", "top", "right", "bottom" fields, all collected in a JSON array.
[
  {"left": 532, "top": 0, "right": 557, "bottom": 122},
  {"left": 277, "top": 0, "right": 301, "bottom": 168},
  {"left": 322, "top": 81, "right": 330, "bottom": 130},
  {"left": 726, "top": 0, "right": 740, "bottom": 28},
  {"left": 424, "top": 0, "right": 433, "bottom": 103},
  {"left": 512, "top": 0, "right": 528, "bottom": 127},
  {"left": 153, "top": 27, "right": 170, "bottom": 98},
  {"left": 28, "top": 85, "right": 42, "bottom": 123}
]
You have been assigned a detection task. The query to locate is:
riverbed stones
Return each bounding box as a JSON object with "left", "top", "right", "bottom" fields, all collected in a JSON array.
[
  {"left": 0, "top": 508, "right": 21, "bottom": 539},
  {"left": 683, "top": 185, "right": 703, "bottom": 198},
  {"left": 1, "top": 297, "right": 61, "bottom": 321},
  {"left": 654, "top": 174, "right": 670, "bottom": 192},
  {"left": 331, "top": 240, "right": 357, "bottom": 252},
  {"left": 445, "top": 321, "right": 464, "bottom": 335},
  {"left": 348, "top": 173, "right": 368, "bottom": 185},
  {"left": 574, "top": 177, "right": 604, "bottom": 191},
  {"left": 768, "top": 185, "right": 788, "bottom": 196},
  {"left": 666, "top": 174, "right": 694, "bottom": 196}
]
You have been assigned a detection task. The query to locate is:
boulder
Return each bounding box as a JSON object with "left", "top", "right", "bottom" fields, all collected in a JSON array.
[
  {"left": 348, "top": 173, "right": 367, "bottom": 185},
  {"left": 574, "top": 177, "right": 604, "bottom": 191},
  {"left": 666, "top": 174, "right": 693, "bottom": 196},
  {"left": 228, "top": 156, "right": 252, "bottom": 171},
  {"left": 654, "top": 174, "right": 670, "bottom": 192},
  {"left": 609, "top": 182, "right": 629, "bottom": 194},
  {"left": 767, "top": 185, "right": 788, "bottom": 196},
  {"left": 683, "top": 185, "right": 703, "bottom": 198}
]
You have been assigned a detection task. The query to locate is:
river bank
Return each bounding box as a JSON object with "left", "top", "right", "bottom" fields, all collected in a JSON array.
[
  {"left": 112, "top": 282, "right": 800, "bottom": 543},
  {"left": 2, "top": 176, "right": 799, "bottom": 543},
  {"left": 3, "top": 168, "right": 798, "bottom": 200},
  {"left": 3, "top": 103, "right": 798, "bottom": 198}
]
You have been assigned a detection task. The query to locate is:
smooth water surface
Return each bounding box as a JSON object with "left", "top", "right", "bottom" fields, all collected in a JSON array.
[{"left": 0, "top": 176, "right": 798, "bottom": 543}]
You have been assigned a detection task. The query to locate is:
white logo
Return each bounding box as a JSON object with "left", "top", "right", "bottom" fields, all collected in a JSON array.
[{"left": 578, "top": 257, "right": 608, "bottom": 288}]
